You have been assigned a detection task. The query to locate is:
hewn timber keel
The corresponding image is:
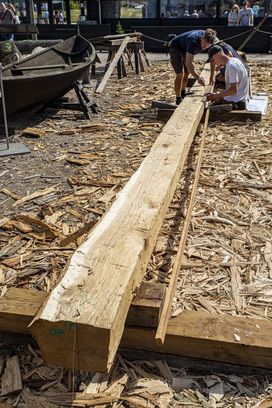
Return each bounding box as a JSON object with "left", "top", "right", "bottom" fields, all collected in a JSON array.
[{"left": 30, "top": 67, "right": 211, "bottom": 373}]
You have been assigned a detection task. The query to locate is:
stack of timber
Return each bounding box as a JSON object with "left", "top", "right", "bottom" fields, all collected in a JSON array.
[{"left": 30, "top": 65, "right": 211, "bottom": 373}]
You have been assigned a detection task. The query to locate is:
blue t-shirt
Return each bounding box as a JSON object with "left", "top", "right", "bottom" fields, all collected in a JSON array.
[
  {"left": 170, "top": 30, "right": 205, "bottom": 55},
  {"left": 239, "top": 7, "right": 253, "bottom": 26}
]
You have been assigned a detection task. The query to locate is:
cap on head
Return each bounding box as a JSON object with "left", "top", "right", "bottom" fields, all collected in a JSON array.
[{"left": 206, "top": 44, "right": 223, "bottom": 62}]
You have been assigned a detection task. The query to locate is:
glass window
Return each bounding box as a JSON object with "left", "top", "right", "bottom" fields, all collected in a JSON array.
[
  {"left": 101, "top": 0, "right": 156, "bottom": 18},
  {"left": 160, "top": 0, "right": 217, "bottom": 18},
  {"left": 120, "top": 0, "right": 156, "bottom": 18}
]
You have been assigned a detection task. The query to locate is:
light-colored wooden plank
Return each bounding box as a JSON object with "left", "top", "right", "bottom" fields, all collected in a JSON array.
[
  {"left": 95, "top": 37, "right": 130, "bottom": 94},
  {"left": 30, "top": 67, "right": 211, "bottom": 373}
]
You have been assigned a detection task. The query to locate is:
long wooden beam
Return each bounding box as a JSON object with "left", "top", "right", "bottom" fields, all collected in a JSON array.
[
  {"left": 0, "top": 283, "right": 164, "bottom": 334},
  {"left": 30, "top": 67, "right": 210, "bottom": 373},
  {"left": 122, "top": 311, "right": 272, "bottom": 370},
  {"left": 1, "top": 288, "right": 272, "bottom": 370},
  {"left": 95, "top": 36, "right": 130, "bottom": 94}
]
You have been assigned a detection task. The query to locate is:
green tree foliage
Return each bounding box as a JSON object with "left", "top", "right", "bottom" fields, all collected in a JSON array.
[{"left": 116, "top": 21, "right": 125, "bottom": 34}]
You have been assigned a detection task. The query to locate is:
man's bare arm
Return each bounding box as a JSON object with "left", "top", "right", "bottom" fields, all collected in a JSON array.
[
  {"left": 207, "top": 82, "right": 238, "bottom": 100},
  {"left": 186, "top": 52, "right": 206, "bottom": 86}
]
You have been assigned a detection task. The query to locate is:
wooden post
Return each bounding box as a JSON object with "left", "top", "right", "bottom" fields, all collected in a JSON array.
[{"left": 27, "top": 0, "right": 37, "bottom": 40}]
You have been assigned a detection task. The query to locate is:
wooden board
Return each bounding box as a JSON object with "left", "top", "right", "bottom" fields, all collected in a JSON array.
[
  {"left": 0, "top": 285, "right": 272, "bottom": 369},
  {"left": 30, "top": 66, "right": 211, "bottom": 373},
  {"left": 158, "top": 108, "right": 262, "bottom": 122},
  {"left": 209, "top": 110, "right": 262, "bottom": 122},
  {"left": 0, "top": 283, "right": 165, "bottom": 334},
  {"left": 122, "top": 311, "right": 272, "bottom": 369},
  {"left": 95, "top": 36, "right": 130, "bottom": 94},
  {"left": 1, "top": 288, "right": 272, "bottom": 370}
]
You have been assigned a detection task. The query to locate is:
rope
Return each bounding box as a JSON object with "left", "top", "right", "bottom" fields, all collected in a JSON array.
[
  {"left": 221, "top": 28, "right": 254, "bottom": 42},
  {"left": 141, "top": 26, "right": 272, "bottom": 48},
  {"left": 258, "top": 28, "right": 272, "bottom": 35},
  {"left": 142, "top": 34, "right": 168, "bottom": 44}
]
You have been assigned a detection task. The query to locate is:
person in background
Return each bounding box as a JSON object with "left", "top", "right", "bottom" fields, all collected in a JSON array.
[
  {"left": 252, "top": 2, "right": 259, "bottom": 16},
  {"left": 0, "top": 3, "right": 16, "bottom": 40},
  {"left": 228, "top": 4, "right": 240, "bottom": 26},
  {"left": 206, "top": 45, "right": 249, "bottom": 110},
  {"left": 44, "top": 9, "right": 49, "bottom": 23},
  {"left": 6, "top": 3, "right": 19, "bottom": 23},
  {"left": 192, "top": 10, "right": 199, "bottom": 17},
  {"left": 169, "top": 29, "right": 217, "bottom": 104},
  {"left": 54, "top": 10, "right": 60, "bottom": 24},
  {"left": 238, "top": 1, "right": 254, "bottom": 26},
  {"left": 59, "top": 10, "right": 64, "bottom": 23}
]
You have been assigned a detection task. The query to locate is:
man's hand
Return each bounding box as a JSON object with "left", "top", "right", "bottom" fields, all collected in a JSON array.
[
  {"left": 197, "top": 76, "right": 205, "bottom": 86},
  {"left": 206, "top": 92, "right": 220, "bottom": 101},
  {"left": 209, "top": 76, "right": 215, "bottom": 85}
]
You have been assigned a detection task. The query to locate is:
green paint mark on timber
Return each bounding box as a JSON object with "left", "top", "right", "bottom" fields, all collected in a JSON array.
[{"left": 49, "top": 328, "right": 65, "bottom": 336}]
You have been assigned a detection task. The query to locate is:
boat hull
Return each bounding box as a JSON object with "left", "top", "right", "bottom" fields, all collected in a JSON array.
[{"left": 1, "top": 35, "right": 96, "bottom": 117}]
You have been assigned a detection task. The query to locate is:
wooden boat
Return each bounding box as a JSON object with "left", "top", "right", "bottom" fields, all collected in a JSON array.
[{"left": 1, "top": 35, "right": 96, "bottom": 117}]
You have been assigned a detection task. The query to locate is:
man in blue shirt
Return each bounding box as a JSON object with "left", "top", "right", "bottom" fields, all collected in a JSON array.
[
  {"left": 169, "top": 29, "right": 217, "bottom": 104},
  {"left": 238, "top": 1, "right": 254, "bottom": 26}
]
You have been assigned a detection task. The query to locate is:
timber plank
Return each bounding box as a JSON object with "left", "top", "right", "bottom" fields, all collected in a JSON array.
[
  {"left": 122, "top": 311, "right": 272, "bottom": 369},
  {"left": 158, "top": 108, "right": 262, "bottom": 122},
  {"left": 1, "top": 289, "right": 272, "bottom": 369},
  {"left": 0, "top": 283, "right": 165, "bottom": 334},
  {"left": 30, "top": 66, "right": 211, "bottom": 373},
  {"left": 95, "top": 36, "right": 130, "bottom": 94}
]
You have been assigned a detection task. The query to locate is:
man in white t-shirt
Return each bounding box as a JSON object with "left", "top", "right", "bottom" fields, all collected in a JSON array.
[{"left": 206, "top": 45, "right": 249, "bottom": 109}]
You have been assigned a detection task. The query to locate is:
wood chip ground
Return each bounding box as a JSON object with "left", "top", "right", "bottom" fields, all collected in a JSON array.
[{"left": 0, "top": 53, "right": 271, "bottom": 407}]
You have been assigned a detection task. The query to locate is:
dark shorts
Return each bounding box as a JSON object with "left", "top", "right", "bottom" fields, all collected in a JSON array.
[{"left": 169, "top": 48, "right": 188, "bottom": 74}]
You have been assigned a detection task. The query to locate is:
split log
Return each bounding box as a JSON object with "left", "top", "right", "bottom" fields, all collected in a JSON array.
[{"left": 30, "top": 66, "right": 211, "bottom": 373}]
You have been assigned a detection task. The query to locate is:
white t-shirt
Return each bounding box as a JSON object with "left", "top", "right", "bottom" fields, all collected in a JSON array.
[{"left": 224, "top": 58, "right": 249, "bottom": 103}]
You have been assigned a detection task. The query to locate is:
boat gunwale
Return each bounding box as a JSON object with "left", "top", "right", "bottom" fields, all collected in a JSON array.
[
  {"left": 3, "top": 35, "right": 96, "bottom": 75},
  {"left": 2, "top": 58, "right": 92, "bottom": 81}
]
